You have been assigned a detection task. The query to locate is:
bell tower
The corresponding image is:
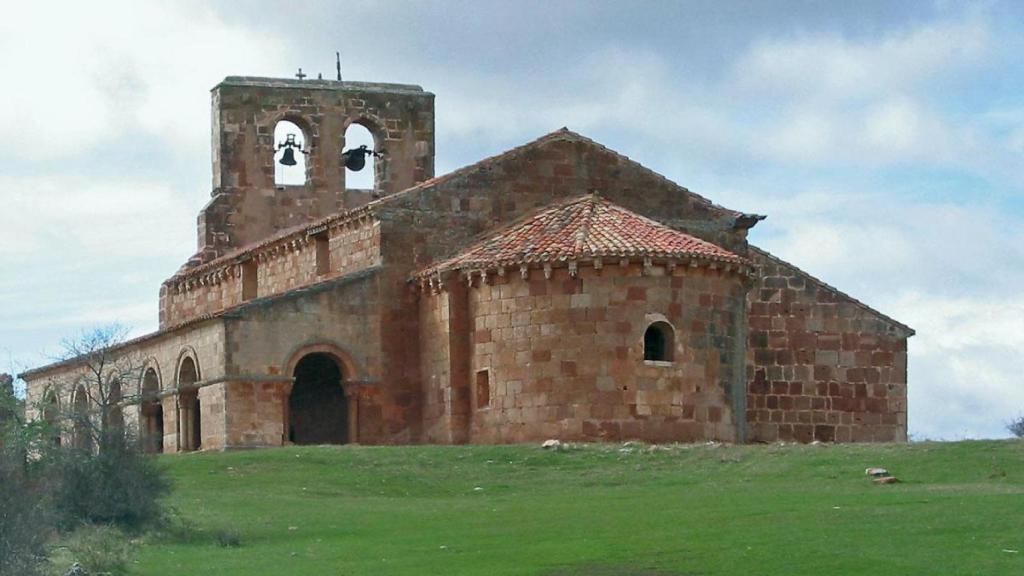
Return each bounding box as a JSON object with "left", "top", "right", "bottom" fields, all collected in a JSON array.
[{"left": 194, "top": 76, "right": 435, "bottom": 263}]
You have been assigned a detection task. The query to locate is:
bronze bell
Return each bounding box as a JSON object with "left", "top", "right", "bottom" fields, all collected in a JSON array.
[
  {"left": 277, "top": 133, "right": 303, "bottom": 166},
  {"left": 342, "top": 145, "right": 367, "bottom": 171},
  {"left": 279, "top": 147, "right": 298, "bottom": 166},
  {"left": 342, "top": 144, "right": 383, "bottom": 172}
]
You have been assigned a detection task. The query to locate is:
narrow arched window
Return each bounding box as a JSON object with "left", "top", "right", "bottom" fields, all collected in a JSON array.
[
  {"left": 343, "top": 123, "right": 376, "bottom": 190},
  {"left": 644, "top": 321, "right": 675, "bottom": 362},
  {"left": 274, "top": 120, "right": 307, "bottom": 186}
]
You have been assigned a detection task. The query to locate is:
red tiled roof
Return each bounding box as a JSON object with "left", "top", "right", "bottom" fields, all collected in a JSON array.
[{"left": 417, "top": 195, "right": 746, "bottom": 277}]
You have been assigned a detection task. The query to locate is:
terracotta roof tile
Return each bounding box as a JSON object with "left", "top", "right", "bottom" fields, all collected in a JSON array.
[{"left": 417, "top": 195, "right": 746, "bottom": 277}]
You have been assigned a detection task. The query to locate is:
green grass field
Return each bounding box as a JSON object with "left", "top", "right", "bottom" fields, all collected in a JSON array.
[{"left": 134, "top": 440, "right": 1024, "bottom": 575}]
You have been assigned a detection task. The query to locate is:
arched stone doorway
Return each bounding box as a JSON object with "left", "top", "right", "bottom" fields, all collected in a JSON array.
[
  {"left": 288, "top": 352, "right": 349, "bottom": 445},
  {"left": 177, "top": 356, "right": 201, "bottom": 452},
  {"left": 141, "top": 368, "right": 163, "bottom": 453}
]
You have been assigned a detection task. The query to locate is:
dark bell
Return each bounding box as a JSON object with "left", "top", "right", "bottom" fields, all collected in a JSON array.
[
  {"left": 344, "top": 150, "right": 366, "bottom": 171},
  {"left": 342, "top": 144, "right": 380, "bottom": 172},
  {"left": 279, "top": 147, "right": 298, "bottom": 166}
]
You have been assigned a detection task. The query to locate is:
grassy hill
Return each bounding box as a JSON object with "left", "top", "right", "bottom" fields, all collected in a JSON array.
[{"left": 134, "top": 440, "right": 1024, "bottom": 575}]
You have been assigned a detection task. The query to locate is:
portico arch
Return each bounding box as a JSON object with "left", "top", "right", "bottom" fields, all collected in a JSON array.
[
  {"left": 176, "top": 353, "right": 201, "bottom": 452},
  {"left": 283, "top": 343, "right": 361, "bottom": 445},
  {"left": 140, "top": 365, "right": 163, "bottom": 453}
]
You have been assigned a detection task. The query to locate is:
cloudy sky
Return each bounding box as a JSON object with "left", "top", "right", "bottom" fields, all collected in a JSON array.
[{"left": 1, "top": 1, "right": 1021, "bottom": 440}]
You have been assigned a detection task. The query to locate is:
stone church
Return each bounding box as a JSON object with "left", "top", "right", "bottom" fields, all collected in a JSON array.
[{"left": 21, "top": 75, "right": 913, "bottom": 451}]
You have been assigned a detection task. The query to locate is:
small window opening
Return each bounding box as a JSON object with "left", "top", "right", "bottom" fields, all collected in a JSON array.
[
  {"left": 314, "top": 233, "right": 331, "bottom": 275},
  {"left": 475, "top": 370, "right": 490, "bottom": 409},
  {"left": 274, "top": 120, "right": 307, "bottom": 186},
  {"left": 241, "top": 259, "right": 258, "bottom": 301},
  {"left": 343, "top": 123, "right": 376, "bottom": 190},
  {"left": 644, "top": 321, "right": 675, "bottom": 362}
]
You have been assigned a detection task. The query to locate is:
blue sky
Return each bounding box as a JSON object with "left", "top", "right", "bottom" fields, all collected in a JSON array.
[{"left": 1, "top": 1, "right": 1021, "bottom": 439}]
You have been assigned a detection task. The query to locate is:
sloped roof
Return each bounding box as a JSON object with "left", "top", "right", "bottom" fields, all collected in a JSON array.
[
  {"left": 416, "top": 194, "right": 746, "bottom": 278},
  {"left": 171, "top": 127, "right": 760, "bottom": 282},
  {"left": 21, "top": 268, "right": 382, "bottom": 380},
  {"left": 376, "top": 127, "right": 754, "bottom": 220}
]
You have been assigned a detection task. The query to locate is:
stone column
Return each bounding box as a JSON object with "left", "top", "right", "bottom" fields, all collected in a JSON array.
[
  {"left": 161, "top": 394, "right": 180, "bottom": 453},
  {"left": 177, "top": 393, "right": 194, "bottom": 451}
]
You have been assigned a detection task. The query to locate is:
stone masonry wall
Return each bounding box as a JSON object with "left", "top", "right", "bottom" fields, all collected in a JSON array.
[
  {"left": 449, "top": 262, "right": 746, "bottom": 444},
  {"left": 221, "top": 380, "right": 291, "bottom": 449},
  {"left": 419, "top": 289, "right": 454, "bottom": 442},
  {"left": 222, "top": 271, "right": 408, "bottom": 444},
  {"left": 745, "top": 248, "right": 910, "bottom": 443},
  {"left": 160, "top": 218, "right": 381, "bottom": 328}
]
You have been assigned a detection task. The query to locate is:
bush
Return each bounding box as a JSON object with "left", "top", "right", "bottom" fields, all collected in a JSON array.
[
  {"left": 214, "top": 528, "right": 242, "bottom": 548},
  {"left": 0, "top": 450, "right": 53, "bottom": 576},
  {"left": 48, "top": 435, "right": 170, "bottom": 533},
  {"left": 59, "top": 525, "right": 133, "bottom": 576},
  {"left": 1008, "top": 415, "right": 1024, "bottom": 439}
]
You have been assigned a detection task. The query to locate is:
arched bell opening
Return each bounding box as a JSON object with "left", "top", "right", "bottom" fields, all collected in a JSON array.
[
  {"left": 341, "top": 122, "right": 378, "bottom": 191},
  {"left": 141, "top": 367, "right": 163, "bottom": 454},
  {"left": 288, "top": 352, "right": 349, "bottom": 445},
  {"left": 274, "top": 119, "right": 309, "bottom": 186}
]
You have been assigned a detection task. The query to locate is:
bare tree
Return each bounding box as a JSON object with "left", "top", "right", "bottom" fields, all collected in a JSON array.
[
  {"left": 44, "top": 325, "right": 144, "bottom": 452},
  {"left": 1008, "top": 415, "right": 1024, "bottom": 439}
]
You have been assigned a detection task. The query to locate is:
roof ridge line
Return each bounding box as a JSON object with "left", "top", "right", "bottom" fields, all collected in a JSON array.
[{"left": 575, "top": 194, "right": 599, "bottom": 256}]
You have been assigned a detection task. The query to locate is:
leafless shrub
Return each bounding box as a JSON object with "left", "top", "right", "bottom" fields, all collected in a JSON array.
[{"left": 1008, "top": 415, "right": 1024, "bottom": 439}]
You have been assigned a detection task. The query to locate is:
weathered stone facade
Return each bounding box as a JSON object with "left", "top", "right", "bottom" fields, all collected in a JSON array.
[{"left": 20, "top": 75, "right": 912, "bottom": 451}]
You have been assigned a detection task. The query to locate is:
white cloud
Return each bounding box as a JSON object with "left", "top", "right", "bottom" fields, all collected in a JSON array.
[
  {"left": 727, "top": 18, "right": 1000, "bottom": 169},
  {"left": 0, "top": 1, "right": 290, "bottom": 161},
  {"left": 734, "top": 19, "right": 989, "bottom": 102},
  {"left": 891, "top": 293, "right": 1024, "bottom": 439},
  {"left": 0, "top": 175, "right": 195, "bottom": 262}
]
